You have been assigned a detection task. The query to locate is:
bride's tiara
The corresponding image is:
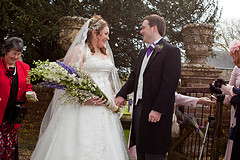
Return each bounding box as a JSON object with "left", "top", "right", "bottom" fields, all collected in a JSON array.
[{"left": 89, "top": 18, "right": 106, "bottom": 31}]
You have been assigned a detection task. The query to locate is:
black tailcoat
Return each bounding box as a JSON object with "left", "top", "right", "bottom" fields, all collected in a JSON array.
[{"left": 117, "top": 39, "right": 181, "bottom": 154}]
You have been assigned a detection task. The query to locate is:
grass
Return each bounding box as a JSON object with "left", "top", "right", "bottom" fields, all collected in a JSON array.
[
  {"left": 124, "top": 129, "right": 130, "bottom": 142},
  {"left": 122, "top": 104, "right": 131, "bottom": 142}
]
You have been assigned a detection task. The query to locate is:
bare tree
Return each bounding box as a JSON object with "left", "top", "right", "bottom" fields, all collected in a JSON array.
[{"left": 214, "top": 19, "right": 240, "bottom": 52}]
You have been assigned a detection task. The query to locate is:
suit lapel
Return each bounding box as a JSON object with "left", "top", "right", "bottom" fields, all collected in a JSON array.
[{"left": 145, "top": 39, "right": 164, "bottom": 70}]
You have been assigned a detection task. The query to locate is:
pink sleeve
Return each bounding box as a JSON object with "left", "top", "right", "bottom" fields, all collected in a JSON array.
[
  {"left": 224, "top": 66, "right": 238, "bottom": 104},
  {"left": 175, "top": 92, "right": 198, "bottom": 108},
  {"left": 229, "top": 66, "right": 238, "bottom": 87}
]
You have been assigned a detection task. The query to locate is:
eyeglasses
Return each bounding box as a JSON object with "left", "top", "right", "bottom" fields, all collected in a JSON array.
[{"left": 7, "top": 50, "right": 23, "bottom": 57}]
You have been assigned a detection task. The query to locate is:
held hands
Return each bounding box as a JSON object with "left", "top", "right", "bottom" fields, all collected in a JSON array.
[
  {"left": 148, "top": 110, "right": 161, "bottom": 123},
  {"left": 115, "top": 96, "right": 126, "bottom": 108},
  {"left": 85, "top": 97, "right": 118, "bottom": 111}
]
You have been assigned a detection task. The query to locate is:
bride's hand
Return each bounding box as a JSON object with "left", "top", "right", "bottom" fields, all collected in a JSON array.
[{"left": 85, "top": 96, "right": 106, "bottom": 106}]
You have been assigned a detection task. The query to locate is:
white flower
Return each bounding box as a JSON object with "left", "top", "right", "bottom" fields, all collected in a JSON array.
[{"left": 28, "top": 60, "right": 119, "bottom": 113}]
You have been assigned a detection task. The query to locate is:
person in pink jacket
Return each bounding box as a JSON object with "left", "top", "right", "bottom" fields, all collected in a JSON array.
[
  {"left": 210, "top": 40, "right": 240, "bottom": 160},
  {"left": 128, "top": 92, "right": 214, "bottom": 159},
  {"left": 222, "top": 66, "right": 240, "bottom": 160}
]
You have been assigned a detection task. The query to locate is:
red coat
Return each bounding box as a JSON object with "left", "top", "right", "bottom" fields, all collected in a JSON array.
[{"left": 0, "top": 58, "right": 32, "bottom": 129}]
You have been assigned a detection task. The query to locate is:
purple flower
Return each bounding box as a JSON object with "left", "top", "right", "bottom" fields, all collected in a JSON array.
[
  {"left": 56, "top": 60, "right": 80, "bottom": 78},
  {"left": 129, "top": 99, "right": 133, "bottom": 106},
  {"left": 153, "top": 42, "right": 164, "bottom": 53},
  {"left": 40, "top": 81, "right": 66, "bottom": 89}
]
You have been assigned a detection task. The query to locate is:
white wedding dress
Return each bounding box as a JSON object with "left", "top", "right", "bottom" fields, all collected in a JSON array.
[{"left": 31, "top": 52, "right": 129, "bottom": 160}]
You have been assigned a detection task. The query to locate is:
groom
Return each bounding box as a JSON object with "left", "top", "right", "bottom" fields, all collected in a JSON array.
[{"left": 115, "top": 14, "right": 181, "bottom": 160}]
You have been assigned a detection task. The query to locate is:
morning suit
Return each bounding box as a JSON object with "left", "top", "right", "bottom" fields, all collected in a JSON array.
[{"left": 117, "top": 39, "right": 181, "bottom": 154}]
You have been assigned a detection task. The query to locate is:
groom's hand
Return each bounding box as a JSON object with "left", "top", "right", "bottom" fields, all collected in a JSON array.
[
  {"left": 148, "top": 110, "right": 161, "bottom": 123},
  {"left": 115, "top": 96, "right": 126, "bottom": 108}
]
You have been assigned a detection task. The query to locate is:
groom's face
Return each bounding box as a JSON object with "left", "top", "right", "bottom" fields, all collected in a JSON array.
[{"left": 140, "top": 20, "right": 154, "bottom": 44}]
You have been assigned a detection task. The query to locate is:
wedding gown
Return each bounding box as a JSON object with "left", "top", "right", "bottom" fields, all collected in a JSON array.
[{"left": 31, "top": 52, "right": 129, "bottom": 160}]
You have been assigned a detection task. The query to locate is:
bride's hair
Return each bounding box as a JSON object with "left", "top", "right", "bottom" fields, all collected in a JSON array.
[{"left": 86, "top": 14, "right": 108, "bottom": 55}]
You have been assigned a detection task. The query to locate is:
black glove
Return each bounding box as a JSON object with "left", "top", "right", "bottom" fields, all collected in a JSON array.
[
  {"left": 214, "top": 78, "right": 226, "bottom": 88},
  {"left": 210, "top": 83, "right": 222, "bottom": 94}
]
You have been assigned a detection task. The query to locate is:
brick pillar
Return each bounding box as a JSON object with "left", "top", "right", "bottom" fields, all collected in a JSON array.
[
  {"left": 181, "top": 23, "right": 222, "bottom": 87},
  {"left": 180, "top": 63, "right": 222, "bottom": 88}
]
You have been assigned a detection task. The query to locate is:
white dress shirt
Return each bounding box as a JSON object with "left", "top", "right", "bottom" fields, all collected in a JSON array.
[{"left": 135, "top": 38, "right": 162, "bottom": 105}]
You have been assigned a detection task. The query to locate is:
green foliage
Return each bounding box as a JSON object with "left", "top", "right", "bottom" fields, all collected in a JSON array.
[
  {"left": 148, "top": 0, "right": 221, "bottom": 44},
  {"left": 124, "top": 129, "right": 130, "bottom": 142},
  {"left": 0, "top": 0, "right": 82, "bottom": 66},
  {"left": 0, "top": 0, "right": 221, "bottom": 75},
  {"left": 68, "top": 0, "right": 222, "bottom": 75}
]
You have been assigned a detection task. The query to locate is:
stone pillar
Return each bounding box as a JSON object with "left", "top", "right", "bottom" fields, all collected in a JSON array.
[
  {"left": 58, "top": 16, "right": 89, "bottom": 51},
  {"left": 181, "top": 23, "right": 222, "bottom": 87}
]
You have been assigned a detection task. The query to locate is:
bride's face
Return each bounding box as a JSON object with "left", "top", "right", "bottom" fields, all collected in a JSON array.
[{"left": 96, "top": 26, "right": 109, "bottom": 48}]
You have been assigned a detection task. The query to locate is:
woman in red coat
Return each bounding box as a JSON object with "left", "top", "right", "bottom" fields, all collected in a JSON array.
[{"left": 0, "top": 37, "right": 34, "bottom": 159}]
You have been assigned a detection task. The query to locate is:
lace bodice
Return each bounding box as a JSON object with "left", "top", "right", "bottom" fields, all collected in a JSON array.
[
  {"left": 82, "top": 55, "right": 113, "bottom": 80},
  {"left": 82, "top": 54, "right": 114, "bottom": 99}
]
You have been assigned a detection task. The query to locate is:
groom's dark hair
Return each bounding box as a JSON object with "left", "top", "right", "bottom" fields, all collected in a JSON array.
[{"left": 142, "top": 14, "right": 166, "bottom": 36}]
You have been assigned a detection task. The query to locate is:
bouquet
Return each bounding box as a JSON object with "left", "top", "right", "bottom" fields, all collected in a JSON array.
[
  {"left": 27, "top": 60, "right": 118, "bottom": 112},
  {"left": 183, "top": 113, "right": 204, "bottom": 138},
  {"left": 176, "top": 109, "right": 204, "bottom": 138}
]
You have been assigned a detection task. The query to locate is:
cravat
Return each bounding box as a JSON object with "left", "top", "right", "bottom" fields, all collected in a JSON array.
[{"left": 146, "top": 45, "right": 154, "bottom": 57}]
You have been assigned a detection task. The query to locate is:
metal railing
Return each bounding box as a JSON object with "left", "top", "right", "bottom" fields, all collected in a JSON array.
[{"left": 168, "top": 87, "right": 223, "bottom": 160}]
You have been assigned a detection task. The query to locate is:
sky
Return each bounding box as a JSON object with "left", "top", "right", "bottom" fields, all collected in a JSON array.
[{"left": 219, "top": 0, "right": 240, "bottom": 19}]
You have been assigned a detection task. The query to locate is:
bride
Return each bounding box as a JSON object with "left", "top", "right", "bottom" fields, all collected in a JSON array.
[{"left": 31, "top": 15, "right": 129, "bottom": 160}]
